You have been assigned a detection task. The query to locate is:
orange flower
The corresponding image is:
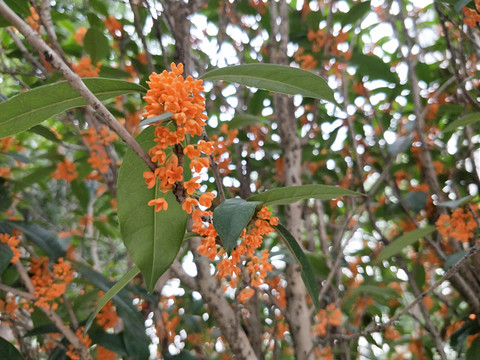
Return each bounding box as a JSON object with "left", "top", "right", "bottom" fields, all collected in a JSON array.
[
  {"left": 73, "top": 26, "right": 87, "bottom": 45},
  {"left": 72, "top": 57, "right": 101, "bottom": 77},
  {"left": 66, "top": 327, "right": 92, "bottom": 360},
  {"left": 0, "top": 233, "right": 20, "bottom": 263},
  {"left": 190, "top": 157, "right": 210, "bottom": 172},
  {"left": 184, "top": 176, "right": 201, "bottom": 195},
  {"left": 183, "top": 145, "right": 201, "bottom": 159},
  {"left": 199, "top": 192, "right": 216, "bottom": 207},
  {"left": 51, "top": 158, "right": 78, "bottom": 182},
  {"left": 105, "top": 16, "right": 123, "bottom": 38},
  {"left": 97, "top": 346, "right": 116, "bottom": 360},
  {"left": 182, "top": 197, "right": 199, "bottom": 214},
  {"left": 148, "top": 198, "right": 168, "bottom": 212},
  {"left": 96, "top": 292, "right": 119, "bottom": 330}
]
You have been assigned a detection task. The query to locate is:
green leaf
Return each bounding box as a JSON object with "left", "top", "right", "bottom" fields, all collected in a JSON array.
[
  {"left": 0, "top": 336, "right": 23, "bottom": 360},
  {"left": 247, "top": 184, "right": 362, "bottom": 206},
  {"left": 455, "top": 0, "right": 472, "bottom": 13},
  {"left": 437, "top": 195, "right": 474, "bottom": 209},
  {"left": 274, "top": 223, "right": 319, "bottom": 311},
  {"left": 28, "top": 125, "right": 61, "bottom": 143},
  {"left": 375, "top": 226, "right": 436, "bottom": 263},
  {"left": 0, "top": 178, "right": 12, "bottom": 211},
  {"left": 227, "top": 114, "right": 264, "bottom": 129},
  {"left": 84, "top": 27, "right": 110, "bottom": 63},
  {"left": 402, "top": 191, "right": 427, "bottom": 212},
  {"left": 201, "top": 64, "right": 336, "bottom": 103},
  {"left": 0, "top": 79, "right": 146, "bottom": 138},
  {"left": 444, "top": 113, "right": 480, "bottom": 132},
  {"left": 445, "top": 250, "right": 468, "bottom": 270},
  {"left": 349, "top": 53, "right": 398, "bottom": 83},
  {"left": 117, "top": 126, "right": 188, "bottom": 292},
  {"left": 138, "top": 112, "right": 173, "bottom": 127},
  {"left": 85, "top": 265, "right": 140, "bottom": 333},
  {"left": 213, "top": 198, "right": 262, "bottom": 255},
  {"left": 0, "top": 243, "right": 12, "bottom": 275},
  {"left": 341, "top": 1, "right": 371, "bottom": 26}
]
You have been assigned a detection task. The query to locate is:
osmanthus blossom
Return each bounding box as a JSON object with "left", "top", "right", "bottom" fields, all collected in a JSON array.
[{"left": 141, "top": 63, "right": 276, "bottom": 287}]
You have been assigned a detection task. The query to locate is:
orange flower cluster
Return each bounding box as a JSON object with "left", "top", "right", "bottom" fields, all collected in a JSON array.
[
  {"left": 0, "top": 233, "right": 20, "bottom": 263},
  {"left": 198, "top": 205, "right": 277, "bottom": 287},
  {"left": 66, "top": 327, "right": 91, "bottom": 360},
  {"left": 96, "top": 292, "right": 119, "bottom": 330},
  {"left": 436, "top": 208, "right": 477, "bottom": 246},
  {"left": 463, "top": 1, "right": 480, "bottom": 27},
  {"left": 27, "top": 6, "right": 41, "bottom": 33},
  {"left": 29, "top": 257, "right": 75, "bottom": 310},
  {"left": 314, "top": 303, "right": 342, "bottom": 336},
  {"left": 105, "top": 16, "right": 123, "bottom": 38},
  {"left": 210, "top": 124, "right": 238, "bottom": 176},
  {"left": 51, "top": 158, "right": 78, "bottom": 182},
  {"left": 0, "top": 294, "right": 19, "bottom": 322},
  {"left": 73, "top": 57, "right": 101, "bottom": 77},
  {"left": 83, "top": 126, "right": 117, "bottom": 174},
  {"left": 308, "top": 29, "right": 327, "bottom": 52},
  {"left": 142, "top": 63, "right": 212, "bottom": 211},
  {"left": 295, "top": 48, "right": 318, "bottom": 70},
  {"left": 73, "top": 26, "right": 87, "bottom": 45},
  {"left": 157, "top": 311, "right": 181, "bottom": 344},
  {"left": 313, "top": 347, "right": 334, "bottom": 360}
]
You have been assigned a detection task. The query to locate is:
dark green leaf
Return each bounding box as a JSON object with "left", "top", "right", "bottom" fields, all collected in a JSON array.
[
  {"left": 274, "top": 223, "right": 319, "bottom": 311},
  {"left": 85, "top": 265, "right": 140, "bottom": 333},
  {"left": 202, "top": 64, "right": 336, "bottom": 103},
  {"left": 0, "top": 79, "right": 146, "bottom": 138},
  {"left": 84, "top": 27, "right": 110, "bottom": 63},
  {"left": 0, "top": 178, "right": 12, "bottom": 211},
  {"left": 0, "top": 243, "right": 12, "bottom": 275},
  {"left": 117, "top": 127, "right": 188, "bottom": 292},
  {"left": 350, "top": 285, "right": 397, "bottom": 300},
  {"left": 349, "top": 53, "right": 398, "bottom": 83},
  {"left": 341, "top": 1, "right": 371, "bottom": 26},
  {"left": 444, "top": 113, "right": 480, "bottom": 132},
  {"left": 227, "top": 114, "right": 264, "bottom": 129},
  {"left": 247, "top": 184, "right": 362, "bottom": 206},
  {"left": 213, "top": 198, "right": 261, "bottom": 255},
  {"left": 0, "top": 336, "right": 23, "bottom": 360},
  {"left": 28, "top": 125, "right": 61, "bottom": 143},
  {"left": 376, "top": 226, "right": 436, "bottom": 263},
  {"left": 445, "top": 250, "right": 468, "bottom": 270},
  {"left": 402, "top": 191, "right": 427, "bottom": 212},
  {"left": 455, "top": 0, "right": 472, "bottom": 12}
]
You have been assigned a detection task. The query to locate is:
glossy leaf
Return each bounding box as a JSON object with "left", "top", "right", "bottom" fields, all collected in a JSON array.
[
  {"left": 201, "top": 64, "right": 336, "bottom": 103},
  {"left": 274, "top": 223, "right": 319, "bottom": 311},
  {"left": 117, "top": 126, "right": 188, "bottom": 292},
  {"left": 227, "top": 114, "right": 264, "bottom": 129},
  {"left": 0, "top": 337, "right": 23, "bottom": 360},
  {"left": 445, "top": 250, "right": 468, "bottom": 270},
  {"left": 85, "top": 265, "right": 140, "bottom": 333},
  {"left": 349, "top": 53, "right": 398, "bottom": 83},
  {"left": 0, "top": 243, "right": 12, "bottom": 275},
  {"left": 455, "top": 0, "right": 472, "bottom": 12},
  {"left": 247, "top": 184, "right": 362, "bottom": 206},
  {"left": 0, "top": 79, "right": 146, "bottom": 138},
  {"left": 213, "top": 198, "right": 262, "bottom": 255},
  {"left": 84, "top": 27, "right": 109, "bottom": 63},
  {"left": 375, "top": 226, "right": 436, "bottom": 263},
  {"left": 444, "top": 113, "right": 480, "bottom": 132}
]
